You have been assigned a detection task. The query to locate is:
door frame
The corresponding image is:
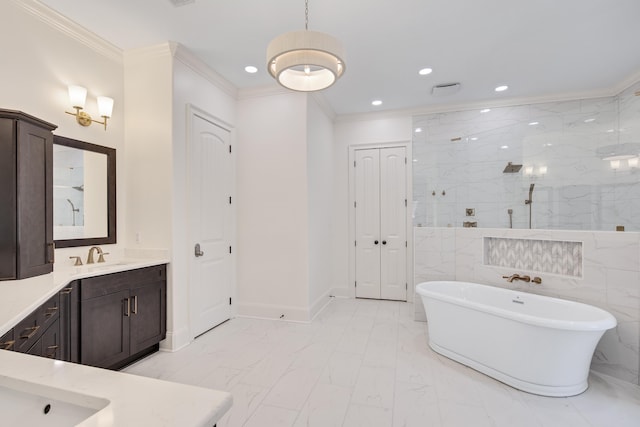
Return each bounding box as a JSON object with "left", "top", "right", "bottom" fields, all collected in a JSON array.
[
  {"left": 186, "top": 104, "right": 236, "bottom": 340},
  {"left": 348, "top": 141, "right": 413, "bottom": 302}
]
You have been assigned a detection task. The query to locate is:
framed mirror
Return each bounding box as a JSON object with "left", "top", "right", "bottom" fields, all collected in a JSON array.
[{"left": 53, "top": 135, "right": 116, "bottom": 248}]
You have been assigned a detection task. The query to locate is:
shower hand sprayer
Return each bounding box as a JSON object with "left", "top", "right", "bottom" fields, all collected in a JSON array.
[{"left": 525, "top": 183, "right": 535, "bottom": 229}]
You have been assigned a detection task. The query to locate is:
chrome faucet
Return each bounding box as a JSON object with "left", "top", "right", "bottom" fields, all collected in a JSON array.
[
  {"left": 502, "top": 274, "right": 531, "bottom": 283},
  {"left": 87, "top": 246, "right": 108, "bottom": 264}
]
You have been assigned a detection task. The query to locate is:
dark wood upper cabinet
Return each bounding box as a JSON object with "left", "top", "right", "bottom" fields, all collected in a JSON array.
[{"left": 0, "top": 109, "right": 57, "bottom": 280}]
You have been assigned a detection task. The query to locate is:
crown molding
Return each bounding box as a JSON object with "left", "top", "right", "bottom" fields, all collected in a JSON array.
[
  {"left": 171, "top": 43, "right": 238, "bottom": 99},
  {"left": 13, "top": 0, "right": 122, "bottom": 63},
  {"left": 335, "top": 80, "right": 640, "bottom": 123},
  {"left": 238, "top": 84, "right": 291, "bottom": 100},
  {"left": 123, "top": 42, "right": 174, "bottom": 64}
]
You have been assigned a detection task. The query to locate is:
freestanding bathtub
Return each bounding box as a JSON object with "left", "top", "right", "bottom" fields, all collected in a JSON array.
[{"left": 415, "top": 281, "right": 617, "bottom": 397}]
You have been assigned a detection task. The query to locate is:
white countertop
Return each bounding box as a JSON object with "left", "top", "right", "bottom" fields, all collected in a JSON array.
[
  {"left": 0, "top": 350, "right": 232, "bottom": 426},
  {"left": 0, "top": 258, "right": 233, "bottom": 426},
  {"left": 0, "top": 258, "right": 169, "bottom": 336}
]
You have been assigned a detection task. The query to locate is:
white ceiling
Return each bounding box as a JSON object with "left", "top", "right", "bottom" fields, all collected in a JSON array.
[{"left": 38, "top": 0, "right": 640, "bottom": 116}]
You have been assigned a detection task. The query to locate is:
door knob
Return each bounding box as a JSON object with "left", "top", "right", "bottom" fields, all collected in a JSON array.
[
  {"left": 382, "top": 240, "right": 387, "bottom": 245},
  {"left": 374, "top": 240, "right": 379, "bottom": 245},
  {"left": 194, "top": 243, "right": 205, "bottom": 257}
]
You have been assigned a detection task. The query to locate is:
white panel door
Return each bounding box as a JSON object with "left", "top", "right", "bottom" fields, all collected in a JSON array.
[
  {"left": 380, "top": 147, "right": 407, "bottom": 300},
  {"left": 355, "top": 149, "right": 381, "bottom": 299},
  {"left": 354, "top": 147, "right": 407, "bottom": 301},
  {"left": 190, "top": 113, "right": 232, "bottom": 337}
]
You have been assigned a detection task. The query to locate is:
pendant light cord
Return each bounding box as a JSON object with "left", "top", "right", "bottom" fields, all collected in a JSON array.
[{"left": 305, "top": 0, "right": 309, "bottom": 30}]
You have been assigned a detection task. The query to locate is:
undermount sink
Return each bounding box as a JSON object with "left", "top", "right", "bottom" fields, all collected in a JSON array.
[{"left": 0, "top": 375, "right": 110, "bottom": 426}]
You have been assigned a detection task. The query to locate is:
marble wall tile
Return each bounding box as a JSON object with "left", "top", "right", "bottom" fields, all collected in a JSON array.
[{"left": 412, "top": 87, "right": 640, "bottom": 231}]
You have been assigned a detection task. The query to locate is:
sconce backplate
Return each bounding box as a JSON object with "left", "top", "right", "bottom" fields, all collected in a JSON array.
[{"left": 76, "top": 111, "right": 92, "bottom": 127}]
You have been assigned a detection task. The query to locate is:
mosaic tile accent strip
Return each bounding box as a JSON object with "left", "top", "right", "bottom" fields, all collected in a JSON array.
[{"left": 484, "top": 237, "right": 582, "bottom": 277}]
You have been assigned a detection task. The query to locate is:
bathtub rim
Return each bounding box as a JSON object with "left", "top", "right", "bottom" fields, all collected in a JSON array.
[{"left": 415, "top": 281, "right": 617, "bottom": 332}]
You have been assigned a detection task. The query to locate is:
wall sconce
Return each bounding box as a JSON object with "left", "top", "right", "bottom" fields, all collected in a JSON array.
[
  {"left": 628, "top": 157, "right": 639, "bottom": 168},
  {"left": 524, "top": 166, "right": 534, "bottom": 176},
  {"left": 65, "top": 85, "right": 113, "bottom": 130},
  {"left": 538, "top": 166, "right": 548, "bottom": 175},
  {"left": 610, "top": 160, "right": 620, "bottom": 169}
]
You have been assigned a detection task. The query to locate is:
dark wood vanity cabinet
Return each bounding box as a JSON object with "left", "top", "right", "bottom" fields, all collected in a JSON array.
[
  {"left": 0, "top": 109, "right": 57, "bottom": 280},
  {"left": 1, "top": 265, "right": 166, "bottom": 369},
  {"left": 11, "top": 293, "right": 62, "bottom": 359},
  {"left": 80, "top": 265, "right": 167, "bottom": 370}
]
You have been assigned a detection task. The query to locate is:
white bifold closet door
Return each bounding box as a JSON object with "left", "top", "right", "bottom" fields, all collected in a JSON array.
[{"left": 354, "top": 147, "right": 407, "bottom": 301}]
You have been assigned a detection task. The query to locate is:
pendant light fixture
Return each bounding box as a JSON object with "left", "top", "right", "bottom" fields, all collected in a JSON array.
[{"left": 267, "top": 0, "right": 346, "bottom": 92}]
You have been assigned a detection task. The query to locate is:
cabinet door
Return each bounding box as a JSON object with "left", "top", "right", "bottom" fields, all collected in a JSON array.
[
  {"left": 16, "top": 120, "right": 54, "bottom": 278},
  {"left": 81, "top": 290, "right": 130, "bottom": 368},
  {"left": 41, "top": 317, "right": 61, "bottom": 359},
  {"left": 59, "top": 282, "right": 79, "bottom": 363},
  {"left": 130, "top": 281, "right": 166, "bottom": 355}
]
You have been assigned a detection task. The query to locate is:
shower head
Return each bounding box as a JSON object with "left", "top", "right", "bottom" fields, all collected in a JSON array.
[{"left": 503, "top": 162, "right": 523, "bottom": 173}]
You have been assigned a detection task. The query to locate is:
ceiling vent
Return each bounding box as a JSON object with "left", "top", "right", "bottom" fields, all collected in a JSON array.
[
  {"left": 432, "top": 82, "right": 461, "bottom": 97},
  {"left": 169, "top": 0, "right": 195, "bottom": 6}
]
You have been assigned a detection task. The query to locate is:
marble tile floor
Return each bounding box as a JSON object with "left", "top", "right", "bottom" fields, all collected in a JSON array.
[{"left": 124, "top": 298, "right": 640, "bottom": 427}]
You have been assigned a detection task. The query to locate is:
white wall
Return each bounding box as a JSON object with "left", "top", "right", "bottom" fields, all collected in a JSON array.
[
  {"left": 306, "top": 96, "right": 334, "bottom": 317},
  {"left": 170, "top": 47, "right": 236, "bottom": 348},
  {"left": 0, "top": 1, "right": 126, "bottom": 264},
  {"left": 331, "top": 114, "right": 413, "bottom": 296},
  {"left": 236, "top": 90, "right": 311, "bottom": 321},
  {"left": 124, "top": 43, "right": 237, "bottom": 350}
]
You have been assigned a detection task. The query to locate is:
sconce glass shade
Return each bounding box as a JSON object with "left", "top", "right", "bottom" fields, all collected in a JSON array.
[
  {"left": 267, "top": 30, "right": 346, "bottom": 92},
  {"left": 610, "top": 160, "right": 621, "bottom": 169},
  {"left": 68, "top": 85, "right": 87, "bottom": 109},
  {"left": 97, "top": 96, "right": 114, "bottom": 118},
  {"left": 628, "top": 157, "right": 639, "bottom": 168},
  {"left": 538, "top": 166, "right": 548, "bottom": 174}
]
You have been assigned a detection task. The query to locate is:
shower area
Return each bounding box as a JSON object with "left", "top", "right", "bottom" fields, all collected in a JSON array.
[
  {"left": 53, "top": 144, "right": 85, "bottom": 229},
  {"left": 411, "top": 81, "right": 640, "bottom": 231}
]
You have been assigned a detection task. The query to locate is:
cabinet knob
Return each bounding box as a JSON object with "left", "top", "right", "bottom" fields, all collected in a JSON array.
[
  {"left": 382, "top": 240, "right": 387, "bottom": 245},
  {"left": 374, "top": 240, "right": 379, "bottom": 245}
]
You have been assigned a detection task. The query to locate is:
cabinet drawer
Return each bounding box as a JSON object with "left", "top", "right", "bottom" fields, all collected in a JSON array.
[
  {"left": 0, "top": 329, "right": 15, "bottom": 351},
  {"left": 14, "top": 293, "right": 59, "bottom": 352},
  {"left": 81, "top": 266, "right": 166, "bottom": 300}
]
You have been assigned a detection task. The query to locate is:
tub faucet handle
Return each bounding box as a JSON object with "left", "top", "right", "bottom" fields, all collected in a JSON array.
[
  {"left": 502, "top": 274, "right": 520, "bottom": 282},
  {"left": 520, "top": 275, "right": 531, "bottom": 282},
  {"left": 532, "top": 277, "right": 542, "bottom": 284}
]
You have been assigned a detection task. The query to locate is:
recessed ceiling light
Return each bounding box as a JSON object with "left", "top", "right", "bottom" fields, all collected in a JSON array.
[
  {"left": 495, "top": 85, "right": 509, "bottom": 92},
  {"left": 529, "top": 121, "right": 539, "bottom": 126},
  {"left": 500, "top": 145, "right": 509, "bottom": 149},
  {"left": 543, "top": 143, "right": 553, "bottom": 147},
  {"left": 606, "top": 129, "right": 615, "bottom": 133},
  {"left": 584, "top": 118, "right": 595, "bottom": 123},
  {"left": 418, "top": 68, "right": 433, "bottom": 76},
  {"left": 414, "top": 127, "right": 423, "bottom": 133},
  {"left": 371, "top": 100, "right": 383, "bottom": 106},
  {"left": 244, "top": 65, "right": 258, "bottom": 73},
  {"left": 470, "top": 137, "right": 478, "bottom": 141},
  {"left": 480, "top": 109, "right": 491, "bottom": 113},
  {"left": 413, "top": 158, "right": 418, "bottom": 162}
]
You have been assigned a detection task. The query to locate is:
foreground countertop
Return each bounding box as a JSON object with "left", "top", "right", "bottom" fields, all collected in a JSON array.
[
  {"left": 0, "top": 258, "right": 169, "bottom": 336},
  {"left": 0, "top": 350, "right": 233, "bottom": 426}
]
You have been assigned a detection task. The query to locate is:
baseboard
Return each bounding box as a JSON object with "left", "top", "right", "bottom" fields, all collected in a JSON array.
[
  {"left": 329, "top": 287, "right": 350, "bottom": 298},
  {"left": 309, "top": 289, "right": 332, "bottom": 320},
  {"left": 236, "top": 301, "right": 311, "bottom": 322},
  {"left": 160, "top": 326, "right": 191, "bottom": 352}
]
